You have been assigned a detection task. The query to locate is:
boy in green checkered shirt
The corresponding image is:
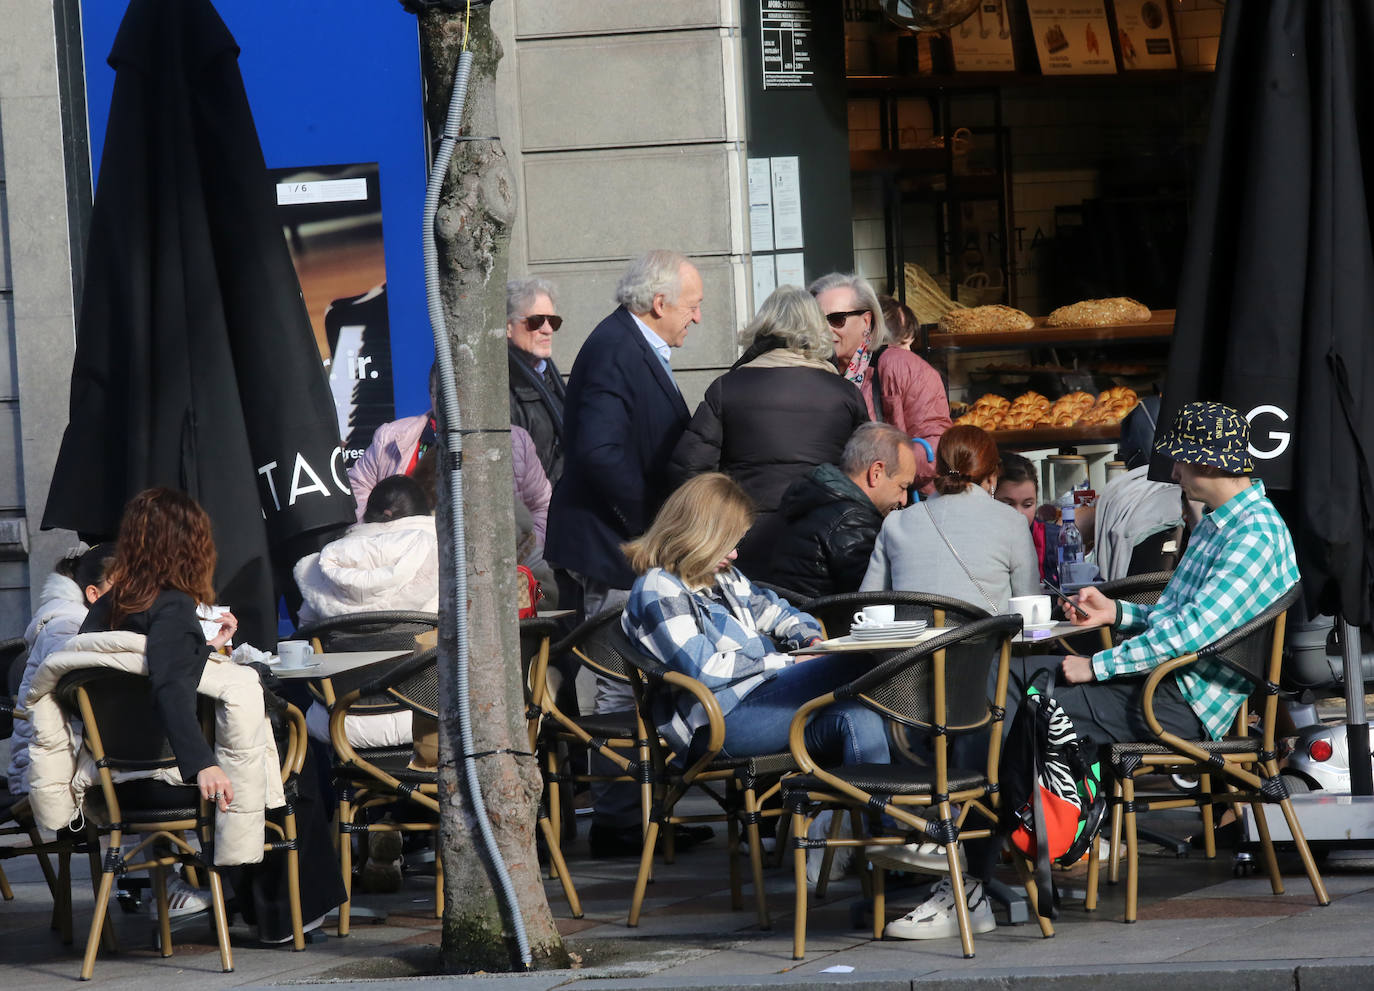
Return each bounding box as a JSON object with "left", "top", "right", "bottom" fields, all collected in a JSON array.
[{"left": 1057, "top": 400, "right": 1299, "bottom": 743}]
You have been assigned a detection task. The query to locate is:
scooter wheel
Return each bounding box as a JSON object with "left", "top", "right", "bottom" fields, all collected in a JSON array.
[
  {"left": 1232, "top": 852, "right": 1255, "bottom": 877},
  {"left": 1281, "top": 775, "right": 1314, "bottom": 794}
]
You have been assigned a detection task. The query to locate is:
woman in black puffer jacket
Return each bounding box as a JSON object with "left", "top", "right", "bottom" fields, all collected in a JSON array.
[{"left": 667, "top": 285, "right": 869, "bottom": 575}]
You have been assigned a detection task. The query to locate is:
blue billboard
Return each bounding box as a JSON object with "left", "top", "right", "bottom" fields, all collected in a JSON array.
[{"left": 78, "top": 0, "right": 433, "bottom": 449}]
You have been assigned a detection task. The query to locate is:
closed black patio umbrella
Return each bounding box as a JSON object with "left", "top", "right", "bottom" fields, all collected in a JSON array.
[
  {"left": 1159, "top": 0, "right": 1374, "bottom": 628},
  {"left": 42, "top": 0, "right": 355, "bottom": 648},
  {"left": 1159, "top": 0, "right": 1374, "bottom": 794}
]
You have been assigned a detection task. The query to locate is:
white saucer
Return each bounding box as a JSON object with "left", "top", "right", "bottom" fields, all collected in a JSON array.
[
  {"left": 1020, "top": 621, "right": 1058, "bottom": 632},
  {"left": 274, "top": 660, "right": 322, "bottom": 672},
  {"left": 850, "top": 623, "right": 927, "bottom": 639}
]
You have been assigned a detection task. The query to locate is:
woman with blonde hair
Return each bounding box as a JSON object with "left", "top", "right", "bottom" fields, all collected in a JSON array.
[
  {"left": 621, "top": 473, "right": 889, "bottom": 765},
  {"left": 668, "top": 285, "right": 868, "bottom": 575}
]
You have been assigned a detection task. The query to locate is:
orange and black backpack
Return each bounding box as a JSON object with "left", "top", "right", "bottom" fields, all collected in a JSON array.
[{"left": 999, "top": 669, "right": 1108, "bottom": 919}]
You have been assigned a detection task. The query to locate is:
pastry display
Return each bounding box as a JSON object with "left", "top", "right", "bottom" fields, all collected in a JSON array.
[
  {"left": 936, "top": 304, "right": 1036, "bottom": 335},
  {"left": 1079, "top": 386, "right": 1139, "bottom": 426},
  {"left": 1045, "top": 297, "right": 1151, "bottom": 327},
  {"left": 953, "top": 387, "right": 1138, "bottom": 433},
  {"left": 944, "top": 300, "right": 1160, "bottom": 435}
]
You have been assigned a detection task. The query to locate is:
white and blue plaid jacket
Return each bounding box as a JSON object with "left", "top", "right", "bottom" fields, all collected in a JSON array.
[{"left": 622, "top": 567, "right": 823, "bottom": 754}]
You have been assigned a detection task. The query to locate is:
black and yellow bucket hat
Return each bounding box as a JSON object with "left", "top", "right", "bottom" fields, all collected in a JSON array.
[{"left": 1153, "top": 400, "right": 1254, "bottom": 473}]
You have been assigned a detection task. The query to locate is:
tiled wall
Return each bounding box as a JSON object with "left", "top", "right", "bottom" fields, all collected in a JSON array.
[{"left": 1173, "top": 0, "right": 1225, "bottom": 71}]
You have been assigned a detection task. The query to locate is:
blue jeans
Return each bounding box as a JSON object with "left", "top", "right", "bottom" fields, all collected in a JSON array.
[{"left": 720, "top": 653, "right": 890, "bottom": 766}]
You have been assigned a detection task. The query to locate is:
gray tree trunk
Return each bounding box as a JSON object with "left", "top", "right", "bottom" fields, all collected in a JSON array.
[{"left": 419, "top": 7, "right": 565, "bottom": 973}]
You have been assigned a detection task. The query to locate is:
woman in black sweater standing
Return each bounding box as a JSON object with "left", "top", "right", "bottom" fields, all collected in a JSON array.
[{"left": 667, "top": 285, "right": 869, "bottom": 575}]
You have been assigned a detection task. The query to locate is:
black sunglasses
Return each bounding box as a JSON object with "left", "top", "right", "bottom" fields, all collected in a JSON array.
[
  {"left": 522, "top": 313, "right": 563, "bottom": 331},
  {"left": 825, "top": 308, "right": 869, "bottom": 329}
]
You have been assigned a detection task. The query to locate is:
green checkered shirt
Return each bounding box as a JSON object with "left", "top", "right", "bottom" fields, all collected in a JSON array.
[{"left": 1091, "top": 481, "right": 1299, "bottom": 740}]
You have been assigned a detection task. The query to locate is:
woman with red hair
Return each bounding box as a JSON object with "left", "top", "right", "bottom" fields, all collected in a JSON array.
[
  {"left": 81, "top": 487, "right": 344, "bottom": 940},
  {"left": 861, "top": 424, "right": 1038, "bottom": 612},
  {"left": 857, "top": 425, "right": 1038, "bottom": 941},
  {"left": 82, "top": 487, "right": 238, "bottom": 804}
]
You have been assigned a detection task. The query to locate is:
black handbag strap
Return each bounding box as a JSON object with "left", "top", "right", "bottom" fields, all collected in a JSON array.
[{"left": 868, "top": 345, "right": 887, "bottom": 423}]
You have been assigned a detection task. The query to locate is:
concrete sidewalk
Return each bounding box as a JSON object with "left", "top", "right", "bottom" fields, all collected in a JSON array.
[{"left": 1, "top": 802, "right": 1368, "bottom": 990}]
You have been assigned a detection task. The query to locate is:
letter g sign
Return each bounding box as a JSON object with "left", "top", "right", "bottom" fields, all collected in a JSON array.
[{"left": 1246, "top": 405, "right": 1291, "bottom": 460}]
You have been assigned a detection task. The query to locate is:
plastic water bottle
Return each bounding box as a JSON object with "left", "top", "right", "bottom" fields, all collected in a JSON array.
[{"left": 1059, "top": 504, "right": 1085, "bottom": 587}]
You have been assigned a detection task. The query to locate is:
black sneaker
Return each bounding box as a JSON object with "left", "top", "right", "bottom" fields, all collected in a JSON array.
[{"left": 587, "top": 822, "right": 715, "bottom": 858}]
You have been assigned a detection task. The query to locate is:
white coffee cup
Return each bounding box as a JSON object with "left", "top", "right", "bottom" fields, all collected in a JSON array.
[
  {"left": 276, "top": 640, "right": 314, "bottom": 669},
  {"left": 853, "top": 604, "right": 896, "bottom": 627},
  {"left": 1008, "top": 594, "right": 1052, "bottom": 627}
]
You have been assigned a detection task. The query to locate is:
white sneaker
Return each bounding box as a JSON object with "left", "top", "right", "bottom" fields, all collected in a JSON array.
[
  {"left": 865, "top": 840, "right": 967, "bottom": 875},
  {"left": 164, "top": 874, "right": 210, "bottom": 918},
  {"left": 261, "top": 912, "right": 326, "bottom": 945},
  {"left": 805, "top": 811, "right": 854, "bottom": 885},
  {"left": 884, "top": 875, "right": 996, "bottom": 940}
]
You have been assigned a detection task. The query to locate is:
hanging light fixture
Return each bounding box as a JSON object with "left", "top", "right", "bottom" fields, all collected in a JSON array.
[{"left": 881, "top": 0, "right": 980, "bottom": 32}]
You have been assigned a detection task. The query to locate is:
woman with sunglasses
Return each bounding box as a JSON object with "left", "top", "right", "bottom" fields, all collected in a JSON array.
[
  {"left": 667, "top": 285, "right": 868, "bottom": 576},
  {"left": 506, "top": 277, "right": 568, "bottom": 484},
  {"left": 809, "top": 273, "right": 951, "bottom": 494}
]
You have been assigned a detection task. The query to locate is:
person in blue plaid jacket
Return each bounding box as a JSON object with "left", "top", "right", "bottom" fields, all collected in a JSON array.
[
  {"left": 1053, "top": 401, "right": 1301, "bottom": 745},
  {"left": 621, "top": 473, "right": 890, "bottom": 765}
]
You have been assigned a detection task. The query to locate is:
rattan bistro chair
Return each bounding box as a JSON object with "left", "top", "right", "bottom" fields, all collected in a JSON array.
[
  {"left": 1091, "top": 572, "right": 1175, "bottom": 651},
  {"left": 1077, "top": 571, "right": 1179, "bottom": 876},
  {"left": 802, "top": 590, "right": 991, "bottom": 641},
  {"left": 293, "top": 611, "right": 437, "bottom": 715},
  {"left": 802, "top": 590, "right": 991, "bottom": 765},
  {"left": 780, "top": 614, "right": 1045, "bottom": 960},
  {"left": 0, "top": 691, "right": 78, "bottom": 938},
  {"left": 1082, "top": 583, "right": 1331, "bottom": 922},
  {"left": 537, "top": 609, "right": 653, "bottom": 845},
  {"left": 520, "top": 615, "right": 582, "bottom": 917},
  {"left": 55, "top": 670, "right": 234, "bottom": 979},
  {"left": 328, "top": 647, "right": 441, "bottom": 936},
  {"left": 608, "top": 622, "right": 794, "bottom": 931}
]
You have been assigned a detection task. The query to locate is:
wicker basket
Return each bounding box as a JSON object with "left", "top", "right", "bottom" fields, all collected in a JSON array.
[
  {"left": 903, "top": 262, "right": 964, "bottom": 325},
  {"left": 955, "top": 270, "right": 1006, "bottom": 307}
]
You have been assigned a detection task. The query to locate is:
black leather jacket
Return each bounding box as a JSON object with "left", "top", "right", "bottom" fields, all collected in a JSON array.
[
  {"left": 507, "top": 343, "right": 566, "bottom": 485},
  {"left": 761, "top": 463, "right": 883, "bottom": 600}
]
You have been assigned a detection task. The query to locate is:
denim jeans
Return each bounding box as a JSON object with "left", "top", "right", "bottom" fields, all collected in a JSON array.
[{"left": 720, "top": 652, "right": 890, "bottom": 766}]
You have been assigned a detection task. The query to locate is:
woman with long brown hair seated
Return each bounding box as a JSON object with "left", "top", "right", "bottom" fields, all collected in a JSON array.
[{"left": 81, "top": 487, "right": 344, "bottom": 941}]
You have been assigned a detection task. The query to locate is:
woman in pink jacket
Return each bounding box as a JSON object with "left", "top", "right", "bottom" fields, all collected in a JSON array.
[
  {"left": 345, "top": 363, "right": 551, "bottom": 541},
  {"left": 809, "top": 273, "right": 951, "bottom": 493}
]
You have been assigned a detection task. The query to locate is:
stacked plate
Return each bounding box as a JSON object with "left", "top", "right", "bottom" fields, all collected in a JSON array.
[{"left": 848, "top": 619, "right": 929, "bottom": 641}]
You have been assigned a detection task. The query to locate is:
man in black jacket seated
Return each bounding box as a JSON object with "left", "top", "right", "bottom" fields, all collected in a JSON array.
[{"left": 764, "top": 422, "right": 916, "bottom": 599}]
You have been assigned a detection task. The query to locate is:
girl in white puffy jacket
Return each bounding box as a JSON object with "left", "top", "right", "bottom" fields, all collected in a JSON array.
[
  {"left": 7, "top": 545, "right": 114, "bottom": 795},
  {"left": 292, "top": 475, "right": 436, "bottom": 747}
]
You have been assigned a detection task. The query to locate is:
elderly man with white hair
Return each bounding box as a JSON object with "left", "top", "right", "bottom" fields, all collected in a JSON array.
[
  {"left": 545, "top": 249, "right": 711, "bottom": 857},
  {"left": 547, "top": 250, "right": 702, "bottom": 618}
]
